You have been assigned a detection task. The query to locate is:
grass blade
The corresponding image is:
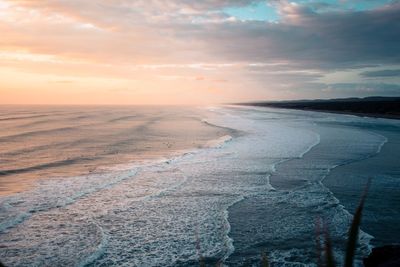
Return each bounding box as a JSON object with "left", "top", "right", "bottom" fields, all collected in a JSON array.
[
  {"left": 315, "top": 217, "right": 323, "bottom": 267},
  {"left": 195, "top": 229, "right": 206, "bottom": 267},
  {"left": 261, "top": 251, "right": 270, "bottom": 267},
  {"left": 344, "top": 178, "right": 371, "bottom": 267},
  {"left": 324, "top": 221, "right": 336, "bottom": 267}
]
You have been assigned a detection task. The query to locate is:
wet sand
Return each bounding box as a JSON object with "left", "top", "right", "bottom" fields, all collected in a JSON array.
[{"left": 323, "top": 127, "right": 400, "bottom": 246}]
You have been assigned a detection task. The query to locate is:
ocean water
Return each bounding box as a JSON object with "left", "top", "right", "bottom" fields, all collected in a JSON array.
[
  {"left": 0, "top": 105, "right": 399, "bottom": 266},
  {"left": 0, "top": 106, "right": 229, "bottom": 195}
]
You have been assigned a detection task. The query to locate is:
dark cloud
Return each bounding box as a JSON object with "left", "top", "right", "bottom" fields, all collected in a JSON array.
[
  {"left": 285, "top": 82, "right": 400, "bottom": 99},
  {"left": 360, "top": 69, "right": 400, "bottom": 77},
  {"left": 326, "top": 82, "right": 400, "bottom": 95},
  {"left": 197, "top": 2, "right": 400, "bottom": 70}
]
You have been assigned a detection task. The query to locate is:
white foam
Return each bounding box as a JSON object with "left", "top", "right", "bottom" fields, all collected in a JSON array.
[
  {"left": 78, "top": 222, "right": 108, "bottom": 267},
  {"left": 205, "top": 135, "right": 233, "bottom": 148},
  {"left": 0, "top": 105, "right": 392, "bottom": 266}
]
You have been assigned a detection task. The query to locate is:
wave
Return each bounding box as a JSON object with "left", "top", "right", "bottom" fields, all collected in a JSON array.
[
  {"left": 205, "top": 135, "right": 233, "bottom": 149},
  {"left": 0, "top": 157, "right": 94, "bottom": 177},
  {"left": 201, "top": 118, "right": 243, "bottom": 138},
  {"left": 0, "top": 211, "right": 31, "bottom": 233},
  {"left": 0, "top": 121, "right": 239, "bottom": 234},
  {"left": 0, "top": 138, "right": 91, "bottom": 157},
  {"left": 0, "top": 168, "right": 139, "bottom": 232},
  {"left": 0, "top": 114, "right": 51, "bottom": 122},
  {"left": 78, "top": 222, "right": 108, "bottom": 267},
  {"left": 219, "top": 106, "right": 388, "bottom": 265},
  {"left": 1, "top": 105, "right": 393, "bottom": 266},
  {"left": 107, "top": 115, "right": 138, "bottom": 123},
  {"left": 0, "top": 126, "right": 77, "bottom": 142},
  {"left": 319, "top": 131, "right": 388, "bottom": 184}
]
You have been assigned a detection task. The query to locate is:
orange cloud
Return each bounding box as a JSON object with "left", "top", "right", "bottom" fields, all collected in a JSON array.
[{"left": 2, "top": 0, "right": 396, "bottom": 104}]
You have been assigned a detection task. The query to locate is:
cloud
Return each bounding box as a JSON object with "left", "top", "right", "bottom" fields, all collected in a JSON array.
[
  {"left": 2, "top": 0, "right": 399, "bottom": 69},
  {"left": 0, "top": 0, "right": 399, "bottom": 103},
  {"left": 360, "top": 69, "right": 400, "bottom": 77},
  {"left": 49, "top": 80, "right": 74, "bottom": 84},
  {"left": 199, "top": 1, "right": 400, "bottom": 70},
  {"left": 325, "top": 82, "right": 400, "bottom": 95}
]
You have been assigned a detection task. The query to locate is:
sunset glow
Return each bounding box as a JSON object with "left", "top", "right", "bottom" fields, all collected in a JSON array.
[
  {"left": 0, "top": 0, "right": 399, "bottom": 104},
  {"left": 1, "top": 2, "right": 400, "bottom": 266}
]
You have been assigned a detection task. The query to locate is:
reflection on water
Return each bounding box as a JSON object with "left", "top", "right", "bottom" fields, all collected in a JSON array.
[
  {"left": 0, "top": 105, "right": 230, "bottom": 195},
  {"left": 0, "top": 105, "right": 399, "bottom": 266}
]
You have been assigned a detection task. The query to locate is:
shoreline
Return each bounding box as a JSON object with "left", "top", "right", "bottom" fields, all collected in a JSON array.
[
  {"left": 323, "top": 128, "right": 400, "bottom": 247},
  {"left": 237, "top": 97, "right": 400, "bottom": 120}
]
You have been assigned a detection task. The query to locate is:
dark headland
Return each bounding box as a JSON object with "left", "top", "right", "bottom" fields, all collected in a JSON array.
[{"left": 238, "top": 96, "right": 400, "bottom": 120}]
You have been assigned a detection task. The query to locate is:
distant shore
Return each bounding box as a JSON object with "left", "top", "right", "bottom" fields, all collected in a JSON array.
[{"left": 237, "top": 96, "right": 400, "bottom": 120}]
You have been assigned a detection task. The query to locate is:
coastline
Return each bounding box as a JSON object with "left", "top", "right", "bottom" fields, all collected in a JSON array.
[
  {"left": 237, "top": 97, "right": 400, "bottom": 120},
  {"left": 323, "top": 128, "right": 400, "bottom": 247},
  {"left": 2, "top": 105, "right": 400, "bottom": 266}
]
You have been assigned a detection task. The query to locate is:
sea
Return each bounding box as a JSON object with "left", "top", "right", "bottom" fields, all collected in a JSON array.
[{"left": 0, "top": 105, "right": 399, "bottom": 266}]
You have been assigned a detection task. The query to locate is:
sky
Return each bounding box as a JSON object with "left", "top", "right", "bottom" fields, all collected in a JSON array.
[{"left": 0, "top": 0, "right": 399, "bottom": 105}]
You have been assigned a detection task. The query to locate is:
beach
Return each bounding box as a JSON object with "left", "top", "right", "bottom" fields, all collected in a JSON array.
[
  {"left": 1, "top": 105, "right": 399, "bottom": 266},
  {"left": 239, "top": 97, "right": 400, "bottom": 120}
]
